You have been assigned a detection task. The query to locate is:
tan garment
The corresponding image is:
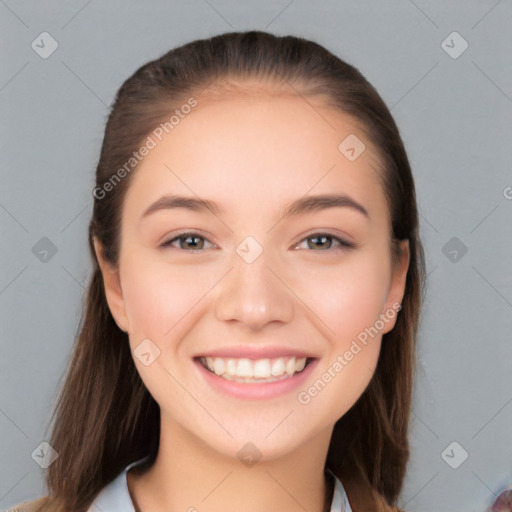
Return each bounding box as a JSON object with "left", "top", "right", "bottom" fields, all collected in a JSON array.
[{"left": 4, "top": 495, "right": 49, "bottom": 512}]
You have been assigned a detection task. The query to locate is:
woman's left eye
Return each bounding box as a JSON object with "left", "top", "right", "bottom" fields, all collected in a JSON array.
[
  {"left": 294, "top": 233, "right": 355, "bottom": 251},
  {"left": 160, "top": 232, "right": 215, "bottom": 251},
  {"left": 160, "top": 232, "right": 354, "bottom": 252}
]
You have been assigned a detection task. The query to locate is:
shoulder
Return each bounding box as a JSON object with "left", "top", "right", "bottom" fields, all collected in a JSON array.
[{"left": 4, "top": 496, "right": 51, "bottom": 512}]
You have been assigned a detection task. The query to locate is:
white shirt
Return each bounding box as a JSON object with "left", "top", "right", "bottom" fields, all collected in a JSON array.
[{"left": 87, "top": 455, "right": 353, "bottom": 512}]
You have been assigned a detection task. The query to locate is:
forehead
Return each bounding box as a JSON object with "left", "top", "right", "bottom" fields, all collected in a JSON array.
[{"left": 123, "top": 92, "right": 387, "bottom": 225}]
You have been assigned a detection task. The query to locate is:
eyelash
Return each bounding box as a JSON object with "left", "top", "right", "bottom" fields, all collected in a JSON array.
[{"left": 159, "top": 231, "right": 356, "bottom": 252}]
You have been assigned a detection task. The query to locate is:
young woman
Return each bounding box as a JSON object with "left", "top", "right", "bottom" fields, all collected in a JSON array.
[{"left": 10, "top": 30, "right": 426, "bottom": 512}]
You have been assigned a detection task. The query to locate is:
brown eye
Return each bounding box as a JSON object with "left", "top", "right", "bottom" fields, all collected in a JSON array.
[
  {"left": 296, "top": 233, "right": 355, "bottom": 251},
  {"left": 160, "top": 232, "right": 214, "bottom": 251}
]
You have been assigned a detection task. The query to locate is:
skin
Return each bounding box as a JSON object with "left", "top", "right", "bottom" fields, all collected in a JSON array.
[{"left": 94, "top": 85, "right": 409, "bottom": 512}]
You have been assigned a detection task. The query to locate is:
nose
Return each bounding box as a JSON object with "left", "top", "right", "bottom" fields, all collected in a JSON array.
[{"left": 214, "top": 247, "right": 295, "bottom": 330}]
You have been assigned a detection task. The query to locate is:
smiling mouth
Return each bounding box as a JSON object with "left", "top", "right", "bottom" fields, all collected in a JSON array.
[{"left": 197, "top": 355, "right": 314, "bottom": 383}]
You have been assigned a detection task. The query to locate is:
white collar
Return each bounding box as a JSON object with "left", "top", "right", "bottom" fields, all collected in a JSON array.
[{"left": 89, "top": 456, "right": 352, "bottom": 512}]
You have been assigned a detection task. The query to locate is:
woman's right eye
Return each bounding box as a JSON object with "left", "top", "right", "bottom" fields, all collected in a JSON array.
[{"left": 160, "top": 232, "right": 215, "bottom": 251}]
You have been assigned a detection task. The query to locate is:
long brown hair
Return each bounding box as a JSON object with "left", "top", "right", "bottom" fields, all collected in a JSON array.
[{"left": 39, "top": 30, "right": 425, "bottom": 512}]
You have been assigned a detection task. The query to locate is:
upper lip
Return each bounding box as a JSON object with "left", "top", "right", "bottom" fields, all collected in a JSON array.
[{"left": 194, "top": 345, "right": 318, "bottom": 359}]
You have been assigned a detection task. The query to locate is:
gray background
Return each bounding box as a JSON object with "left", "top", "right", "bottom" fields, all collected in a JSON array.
[{"left": 1, "top": 1, "right": 511, "bottom": 511}]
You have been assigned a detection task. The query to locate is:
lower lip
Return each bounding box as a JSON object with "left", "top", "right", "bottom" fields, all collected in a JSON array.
[{"left": 194, "top": 358, "right": 318, "bottom": 400}]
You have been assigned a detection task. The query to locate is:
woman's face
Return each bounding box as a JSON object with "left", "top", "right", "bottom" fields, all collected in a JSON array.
[{"left": 96, "top": 88, "right": 409, "bottom": 461}]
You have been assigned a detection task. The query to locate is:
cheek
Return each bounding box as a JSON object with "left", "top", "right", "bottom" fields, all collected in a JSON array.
[
  {"left": 291, "top": 248, "right": 391, "bottom": 343},
  {"left": 292, "top": 251, "right": 391, "bottom": 416},
  {"left": 120, "top": 253, "right": 227, "bottom": 398},
  {"left": 121, "top": 254, "right": 213, "bottom": 341},
  {"left": 120, "top": 256, "right": 212, "bottom": 407},
  {"left": 294, "top": 262, "right": 388, "bottom": 420}
]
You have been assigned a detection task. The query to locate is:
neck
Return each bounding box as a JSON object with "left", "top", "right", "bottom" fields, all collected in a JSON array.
[{"left": 127, "top": 416, "right": 335, "bottom": 512}]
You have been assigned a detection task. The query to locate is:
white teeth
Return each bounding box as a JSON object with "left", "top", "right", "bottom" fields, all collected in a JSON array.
[
  {"left": 270, "top": 358, "right": 285, "bottom": 376},
  {"left": 226, "top": 358, "right": 237, "bottom": 374},
  {"left": 236, "top": 358, "right": 253, "bottom": 378},
  {"left": 200, "top": 355, "right": 309, "bottom": 381},
  {"left": 213, "top": 358, "right": 225, "bottom": 375},
  {"left": 253, "top": 359, "right": 271, "bottom": 378}
]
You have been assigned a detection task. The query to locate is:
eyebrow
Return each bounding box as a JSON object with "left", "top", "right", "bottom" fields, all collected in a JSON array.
[{"left": 140, "top": 193, "right": 369, "bottom": 221}]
